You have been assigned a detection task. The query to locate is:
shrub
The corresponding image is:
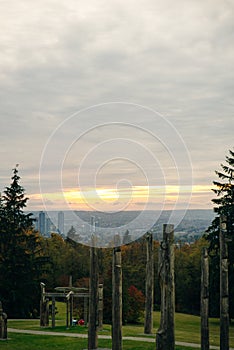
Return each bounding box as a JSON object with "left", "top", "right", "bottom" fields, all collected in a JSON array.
[{"left": 124, "top": 285, "right": 145, "bottom": 323}]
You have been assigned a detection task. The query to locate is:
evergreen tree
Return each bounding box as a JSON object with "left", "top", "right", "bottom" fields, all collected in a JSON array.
[
  {"left": 2, "top": 166, "right": 33, "bottom": 228},
  {"left": 0, "top": 166, "right": 45, "bottom": 317},
  {"left": 205, "top": 149, "right": 234, "bottom": 317}
]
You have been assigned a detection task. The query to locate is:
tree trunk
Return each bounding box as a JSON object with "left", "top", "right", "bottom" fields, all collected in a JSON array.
[
  {"left": 220, "top": 215, "right": 229, "bottom": 350},
  {"left": 88, "top": 243, "right": 99, "bottom": 350},
  {"left": 201, "top": 247, "right": 209, "bottom": 350},
  {"left": 112, "top": 244, "right": 122, "bottom": 350},
  {"left": 144, "top": 232, "right": 154, "bottom": 334},
  {"left": 156, "top": 224, "right": 175, "bottom": 350}
]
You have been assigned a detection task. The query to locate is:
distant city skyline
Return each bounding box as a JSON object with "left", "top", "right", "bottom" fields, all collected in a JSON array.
[
  {"left": 31, "top": 208, "right": 215, "bottom": 247},
  {"left": 34, "top": 210, "right": 64, "bottom": 236}
]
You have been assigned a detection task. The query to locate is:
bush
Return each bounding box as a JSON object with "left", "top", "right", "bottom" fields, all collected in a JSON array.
[{"left": 124, "top": 285, "right": 145, "bottom": 324}]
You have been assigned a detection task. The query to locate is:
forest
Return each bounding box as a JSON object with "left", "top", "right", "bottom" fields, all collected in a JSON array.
[{"left": 0, "top": 153, "right": 234, "bottom": 322}]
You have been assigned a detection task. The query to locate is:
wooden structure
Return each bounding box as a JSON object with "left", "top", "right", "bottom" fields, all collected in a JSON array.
[
  {"left": 112, "top": 235, "right": 122, "bottom": 350},
  {"left": 88, "top": 243, "right": 99, "bottom": 350},
  {"left": 40, "top": 284, "right": 89, "bottom": 328},
  {"left": 220, "top": 215, "right": 229, "bottom": 350},
  {"left": 144, "top": 232, "right": 154, "bottom": 334},
  {"left": 201, "top": 247, "right": 209, "bottom": 350},
  {"left": 40, "top": 282, "right": 49, "bottom": 327},
  {"left": 0, "top": 301, "right": 7, "bottom": 340},
  {"left": 98, "top": 283, "right": 104, "bottom": 331},
  {"left": 156, "top": 224, "right": 175, "bottom": 350}
]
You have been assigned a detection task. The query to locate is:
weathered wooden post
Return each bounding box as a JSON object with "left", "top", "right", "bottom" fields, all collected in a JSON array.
[
  {"left": 156, "top": 224, "right": 175, "bottom": 350},
  {"left": 98, "top": 283, "right": 104, "bottom": 330},
  {"left": 40, "top": 282, "right": 49, "bottom": 327},
  {"left": 144, "top": 232, "right": 154, "bottom": 334},
  {"left": 69, "top": 275, "right": 73, "bottom": 288},
  {"left": 88, "top": 237, "right": 99, "bottom": 350},
  {"left": 112, "top": 234, "right": 122, "bottom": 350},
  {"left": 65, "top": 291, "right": 73, "bottom": 329},
  {"left": 51, "top": 296, "right": 56, "bottom": 329},
  {"left": 68, "top": 274, "right": 73, "bottom": 327},
  {"left": 201, "top": 247, "right": 209, "bottom": 350},
  {"left": 0, "top": 301, "right": 4, "bottom": 339},
  {"left": 66, "top": 298, "right": 69, "bottom": 329},
  {"left": 70, "top": 293, "right": 73, "bottom": 327},
  {"left": 0, "top": 301, "right": 7, "bottom": 340},
  {"left": 220, "top": 215, "right": 229, "bottom": 350},
  {"left": 84, "top": 296, "right": 88, "bottom": 325}
]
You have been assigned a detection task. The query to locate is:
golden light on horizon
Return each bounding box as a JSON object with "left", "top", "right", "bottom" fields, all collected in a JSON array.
[{"left": 29, "top": 184, "right": 213, "bottom": 211}]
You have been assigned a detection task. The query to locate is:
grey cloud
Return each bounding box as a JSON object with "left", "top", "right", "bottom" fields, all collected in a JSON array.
[{"left": 0, "top": 0, "right": 233, "bottom": 209}]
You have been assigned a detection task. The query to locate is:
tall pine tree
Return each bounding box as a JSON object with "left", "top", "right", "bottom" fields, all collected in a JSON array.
[
  {"left": 205, "top": 149, "right": 234, "bottom": 317},
  {"left": 0, "top": 166, "right": 44, "bottom": 317}
]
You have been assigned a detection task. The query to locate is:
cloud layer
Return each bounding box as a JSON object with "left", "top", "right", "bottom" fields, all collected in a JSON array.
[{"left": 0, "top": 0, "right": 233, "bottom": 210}]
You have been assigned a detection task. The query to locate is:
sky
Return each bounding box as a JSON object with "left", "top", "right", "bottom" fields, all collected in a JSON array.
[{"left": 0, "top": 0, "right": 234, "bottom": 214}]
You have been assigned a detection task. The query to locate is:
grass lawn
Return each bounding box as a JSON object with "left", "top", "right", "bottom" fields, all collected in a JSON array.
[
  {"left": 6, "top": 302, "right": 234, "bottom": 349},
  {"left": 1, "top": 333, "right": 196, "bottom": 350}
]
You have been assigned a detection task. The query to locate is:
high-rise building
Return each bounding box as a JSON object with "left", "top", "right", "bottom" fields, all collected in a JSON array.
[
  {"left": 58, "top": 211, "right": 64, "bottom": 235},
  {"left": 34, "top": 217, "right": 39, "bottom": 231},
  {"left": 46, "top": 217, "right": 53, "bottom": 236},
  {"left": 90, "top": 216, "right": 96, "bottom": 233},
  {"left": 39, "top": 211, "right": 46, "bottom": 235}
]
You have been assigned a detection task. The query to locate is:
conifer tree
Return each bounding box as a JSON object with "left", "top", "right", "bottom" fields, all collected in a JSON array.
[
  {"left": 0, "top": 166, "right": 44, "bottom": 317},
  {"left": 206, "top": 150, "right": 234, "bottom": 248},
  {"left": 2, "top": 165, "right": 33, "bottom": 227},
  {"left": 205, "top": 149, "right": 234, "bottom": 317}
]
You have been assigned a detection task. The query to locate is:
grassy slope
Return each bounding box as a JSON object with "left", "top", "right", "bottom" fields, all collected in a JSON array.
[
  {"left": 7, "top": 302, "right": 234, "bottom": 349},
  {"left": 1, "top": 333, "right": 194, "bottom": 350}
]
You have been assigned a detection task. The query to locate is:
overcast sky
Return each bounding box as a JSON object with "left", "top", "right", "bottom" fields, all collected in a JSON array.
[{"left": 0, "top": 0, "right": 234, "bottom": 212}]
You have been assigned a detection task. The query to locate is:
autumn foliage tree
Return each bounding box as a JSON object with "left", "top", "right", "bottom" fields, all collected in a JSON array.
[
  {"left": 124, "top": 285, "right": 145, "bottom": 323},
  {"left": 175, "top": 239, "right": 208, "bottom": 314},
  {"left": 40, "top": 233, "right": 90, "bottom": 290}
]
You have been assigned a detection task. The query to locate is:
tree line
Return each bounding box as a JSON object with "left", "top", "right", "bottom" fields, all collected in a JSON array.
[{"left": 0, "top": 150, "right": 234, "bottom": 321}]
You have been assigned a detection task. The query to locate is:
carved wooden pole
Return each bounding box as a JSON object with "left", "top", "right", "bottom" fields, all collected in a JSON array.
[
  {"left": 84, "top": 296, "right": 88, "bottom": 325},
  {"left": 51, "top": 296, "right": 56, "bottom": 329},
  {"left": 98, "top": 283, "right": 104, "bottom": 330},
  {"left": 70, "top": 294, "right": 73, "bottom": 327},
  {"left": 69, "top": 275, "right": 72, "bottom": 288},
  {"left": 112, "top": 235, "right": 122, "bottom": 350},
  {"left": 88, "top": 238, "right": 99, "bottom": 350},
  {"left": 66, "top": 298, "right": 69, "bottom": 329},
  {"left": 144, "top": 232, "right": 154, "bottom": 334},
  {"left": 40, "top": 282, "right": 45, "bottom": 327},
  {"left": 0, "top": 301, "right": 7, "bottom": 339},
  {"left": 201, "top": 247, "right": 209, "bottom": 350},
  {"left": 40, "top": 282, "right": 49, "bottom": 327},
  {"left": 0, "top": 301, "right": 3, "bottom": 339},
  {"left": 220, "top": 215, "right": 229, "bottom": 350},
  {"left": 156, "top": 224, "right": 175, "bottom": 350}
]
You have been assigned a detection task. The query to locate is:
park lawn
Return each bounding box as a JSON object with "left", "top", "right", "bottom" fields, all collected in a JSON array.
[
  {"left": 8, "top": 302, "right": 234, "bottom": 348},
  {"left": 1, "top": 333, "right": 197, "bottom": 350}
]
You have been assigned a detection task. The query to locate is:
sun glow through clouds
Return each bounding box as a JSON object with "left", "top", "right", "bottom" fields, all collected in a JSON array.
[{"left": 30, "top": 184, "right": 214, "bottom": 211}]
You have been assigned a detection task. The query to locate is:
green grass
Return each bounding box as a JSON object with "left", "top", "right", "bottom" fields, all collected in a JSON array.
[
  {"left": 1, "top": 333, "right": 194, "bottom": 350},
  {"left": 6, "top": 302, "right": 234, "bottom": 349}
]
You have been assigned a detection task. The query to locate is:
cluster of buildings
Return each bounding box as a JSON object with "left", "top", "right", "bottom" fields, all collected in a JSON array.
[{"left": 34, "top": 211, "right": 64, "bottom": 237}]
